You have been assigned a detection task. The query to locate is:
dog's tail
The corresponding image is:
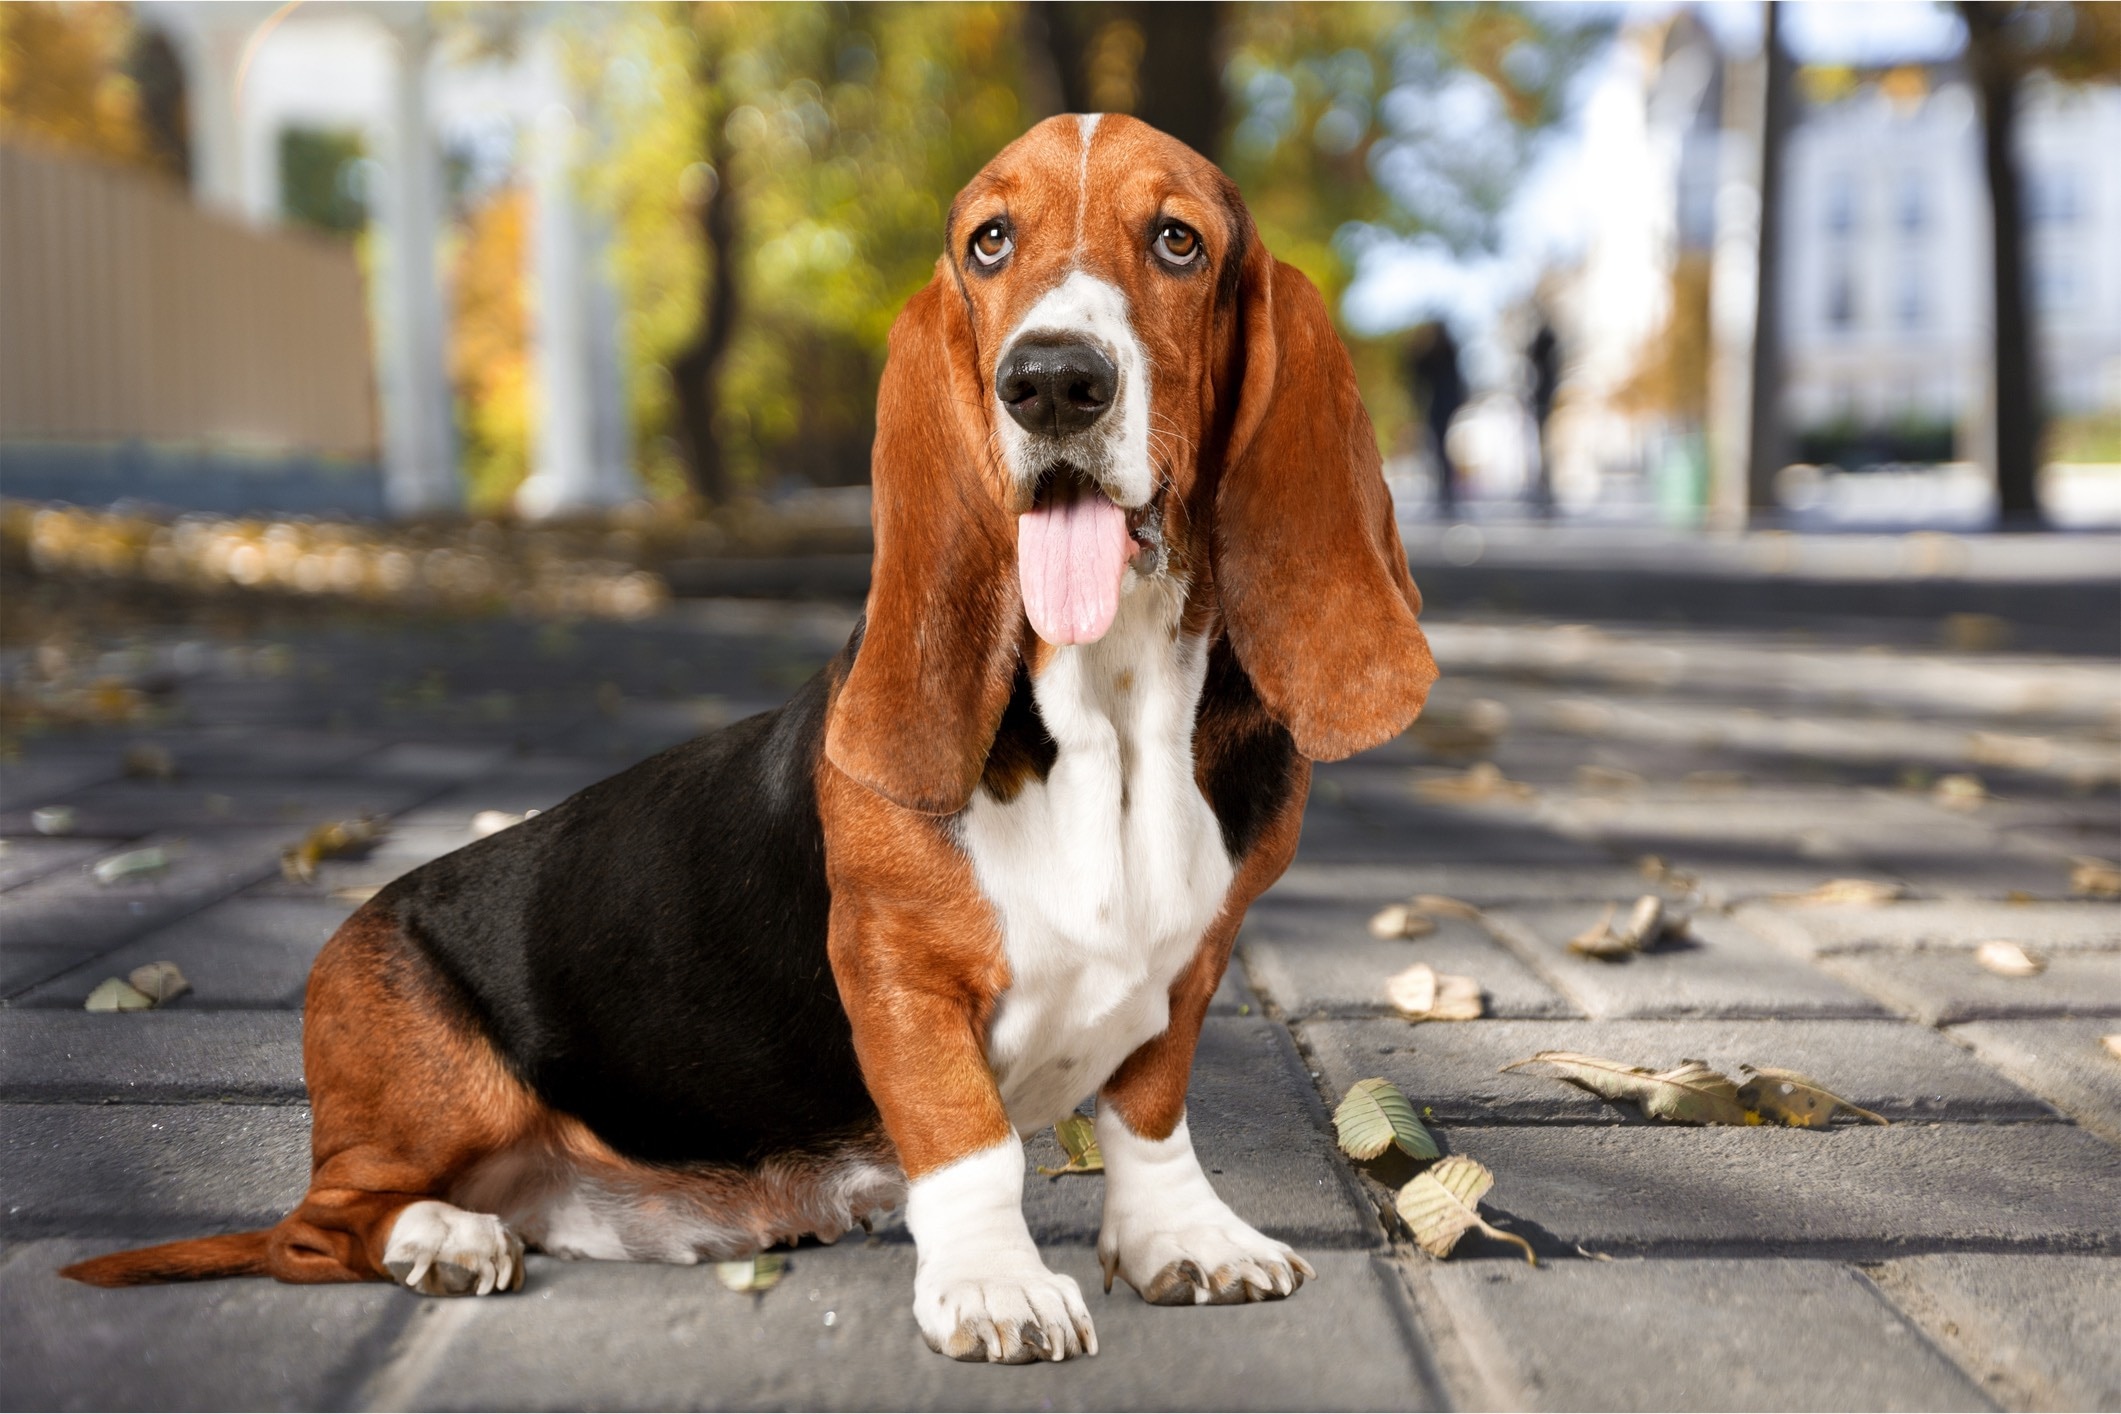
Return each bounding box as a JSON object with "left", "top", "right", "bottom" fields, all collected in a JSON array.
[{"left": 59, "top": 1230, "right": 272, "bottom": 1287}]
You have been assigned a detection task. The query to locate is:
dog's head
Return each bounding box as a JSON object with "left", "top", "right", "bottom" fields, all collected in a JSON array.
[{"left": 827, "top": 114, "right": 1436, "bottom": 814}]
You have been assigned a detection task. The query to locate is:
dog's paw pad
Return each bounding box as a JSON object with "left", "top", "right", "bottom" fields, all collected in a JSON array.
[{"left": 382, "top": 1201, "right": 524, "bottom": 1297}]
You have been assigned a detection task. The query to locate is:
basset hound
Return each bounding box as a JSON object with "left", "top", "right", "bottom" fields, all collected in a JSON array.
[{"left": 64, "top": 113, "right": 1436, "bottom": 1364}]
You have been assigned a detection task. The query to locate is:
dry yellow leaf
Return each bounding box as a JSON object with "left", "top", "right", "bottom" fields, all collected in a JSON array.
[
  {"left": 1414, "top": 762, "right": 1536, "bottom": 804},
  {"left": 1394, "top": 1155, "right": 1534, "bottom": 1265},
  {"left": 2069, "top": 857, "right": 2121, "bottom": 900},
  {"left": 1974, "top": 940, "right": 2044, "bottom": 978},
  {"left": 127, "top": 961, "right": 189, "bottom": 1005},
  {"left": 1504, "top": 1052, "right": 1749, "bottom": 1125},
  {"left": 282, "top": 816, "right": 387, "bottom": 883},
  {"left": 2102, "top": 1034, "right": 2121, "bottom": 1061},
  {"left": 1368, "top": 904, "right": 1438, "bottom": 940},
  {"left": 1386, "top": 963, "right": 1483, "bottom": 1021},
  {"left": 1333, "top": 1078, "right": 1438, "bottom": 1161},
  {"left": 1410, "top": 894, "right": 1484, "bottom": 921},
  {"left": 1575, "top": 764, "right": 1642, "bottom": 794},
  {"left": 1569, "top": 896, "right": 1667, "bottom": 960},
  {"left": 1934, "top": 774, "right": 1987, "bottom": 810},
  {"left": 1776, "top": 878, "right": 1904, "bottom": 906},
  {"left": 121, "top": 743, "right": 177, "bottom": 780},
  {"left": 1736, "top": 1065, "right": 1888, "bottom": 1127}
]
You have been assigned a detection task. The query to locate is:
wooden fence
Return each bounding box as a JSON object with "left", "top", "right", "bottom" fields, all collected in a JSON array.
[{"left": 0, "top": 140, "right": 377, "bottom": 457}]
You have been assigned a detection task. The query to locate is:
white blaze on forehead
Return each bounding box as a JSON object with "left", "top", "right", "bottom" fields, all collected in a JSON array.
[
  {"left": 1002, "top": 270, "right": 1154, "bottom": 507},
  {"left": 1074, "top": 113, "right": 1101, "bottom": 254}
]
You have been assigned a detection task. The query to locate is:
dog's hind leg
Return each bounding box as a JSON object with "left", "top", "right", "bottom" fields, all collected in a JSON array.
[{"left": 268, "top": 906, "right": 542, "bottom": 1293}]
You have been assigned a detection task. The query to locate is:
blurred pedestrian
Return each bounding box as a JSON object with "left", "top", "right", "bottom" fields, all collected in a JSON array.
[
  {"left": 1407, "top": 322, "right": 1466, "bottom": 514},
  {"left": 1526, "top": 319, "right": 1561, "bottom": 517}
]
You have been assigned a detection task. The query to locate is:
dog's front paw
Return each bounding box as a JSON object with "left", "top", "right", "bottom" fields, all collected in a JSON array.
[
  {"left": 914, "top": 1252, "right": 1097, "bottom": 1363},
  {"left": 1098, "top": 1212, "right": 1314, "bottom": 1307},
  {"left": 382, "top": 1200, "right": 525, "bottom": 1297}
]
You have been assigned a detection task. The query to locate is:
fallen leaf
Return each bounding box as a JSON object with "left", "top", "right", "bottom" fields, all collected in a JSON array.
[
  {"left": 127, "top": 961, "right": 190, "bottom": 1004},
  {"left": 1775, "top": 878, "right": 1904, "bottom": 906},
  {"left": 1333, "top": 1078, "right": 1439, "bottom": 1161},
  {"left": 92, "top": 846, "right": 170, "bottom": 885},
  {"left": 1974, "top": 940, "right": 2044, "bottom": 978},
  {"left": 85, "top": 977, "right": 155, "bottom": 1012},
  {"left": 1965, "top": 731, "right": 2051, "bottom": 771},
  {"left": 1385, "top": 963, "right": 1483, "bottom": 1022},
  {"left": 330, "top": 884, "right": 383, "bottom": 904},
  {"left": 1568, "top": 895, "right": 1667, "bottom": 960},
  {"left": 1736, "top": 1065, "right": 1888, "bottom": 1127},
  {"left": 1934, "top": 773, "right": 1986, "bottom": 810},
  {"left": 282, "top": 816, "right": 387, "bottom": 883},
  {"left": 2069, "top": 857, "right": 2121, "bottom": 900},
  {"left": 1414, "top": 761, "right": 1535, "bottom": 804},
  {"left": 2103, "top": 1034, "right": 2121, "bottom": 1061},
  {"left": 121, "top": 742, "right": 177, "bottom": 780},
  {"left": 1394, "top": 1155, "right": 1535, "bottom": 1265},
  {"left": 1036, "top": 1114, "right": 1104, "bottom": 1176},
  {"left": 1368, "top": 904, "right": 1437, "bottom": 940},
  {"left": 1503, "top": 1052, "right": 1749, "bottom": 1125},
  {"left": 1410, "top": 894, "right": 1484, "bottom": 921},
  {"left": 1575, "top": 764, "right": 1642, "bottom": 794},
  {"left": 714, "top": 1253, "right": 787, "bottom": 1293},
  {"left": 470, "top": 808, "right": 538, "bottom": 840},
  {"left": 1940, "top": 612, "right": 2009, "bottom": 653},
  {"left": 31, "top": 805, "right": 76, "bottom": 836},
  {"left": 1682, "top": 770, "right": 1749, "bottom": 792}
]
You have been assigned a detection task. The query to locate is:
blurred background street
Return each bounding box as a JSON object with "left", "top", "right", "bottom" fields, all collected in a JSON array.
[{"left": 2, "top": 2, "right": 2118, "bottom": 1410}]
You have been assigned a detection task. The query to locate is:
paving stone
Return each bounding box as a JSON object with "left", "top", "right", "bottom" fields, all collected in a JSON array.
[
  {"left": 1733, "top": 899, "right": 2121, "bottom": 957},
  {"left": 0, "top": 828, "right": 294, "bottom": 997},
  {"left": 365, "top": 1246, "right": 1434, "bottom": 1412},
  {"left": 1018, "top": 1017, "right": 1375, "bottom": 1249},
  {"left": 1273, "top": 861, "right": 1660, "bottom": 907},
  {"left": 1, "top": 1103, "right": 311, "bottom": 1240},
  {"left": 88, "top": 727, "right": 391, "bottom": 779},
  {"left": 15, "top": 896, "right": 357, "bottom": 1010},
  {"left": 1868, "top": 1255, "right": 2121, "bottom": 1411},
  {"left": 345, "top": 740, "right": 518, "bottom": 782},
  {"left": 0, "top": 752, "right": 123, "bottom": 809},
  {"left": 0, "top": 1011, "right": 305, "bottom": 1104},
  {"left": 1821, "top": 949, "right": 2121, "bottom": 1025},
  {"left": 1420, "top": 1258, "right": 1988, "bottom": 1413},
  {"left": 1299, "top": 1018, "right": 2056, "bottom": 1124},
  {"left": 0, "top": 837, "right": 109, "bottom": 893},
  {"left": 1537, "top": 789, "right": 1974, "bottom": 865},
  {"left": 1948, "top": 1018, "right": 2121, "bottom": 1143},
  {"left": 1239, "top": 900, "right": 1574, "bottom": 1019},
  {"left": 1482, "top": 903, "right": 1885, "bottom": 1019},
  {"left": 0, "top": 1236, "right": 411, "bottom": 1413},
  {"left": 1419, "top": 1123, "right": 2121, "bottom": 1257},
  {"left": 0, "top": 775, "right": 434, "bottom": 838}
]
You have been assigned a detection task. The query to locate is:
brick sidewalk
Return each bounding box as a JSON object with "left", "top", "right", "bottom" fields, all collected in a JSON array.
[{"left": 2, "top": 599, "right": 2116, "bottom": 1410}]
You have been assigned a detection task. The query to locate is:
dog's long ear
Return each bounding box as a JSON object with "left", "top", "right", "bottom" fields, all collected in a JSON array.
[
  {"left": 825, "top": 263, "right": 1020, "bottom": 815},
  {"left": 1214, "top": 232, "right": 1437, "bottom": 761}
]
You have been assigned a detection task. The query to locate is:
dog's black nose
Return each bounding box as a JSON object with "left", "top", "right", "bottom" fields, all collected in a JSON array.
[{"left": 997, "top": 340, "right": 1116, "bottom": 437}]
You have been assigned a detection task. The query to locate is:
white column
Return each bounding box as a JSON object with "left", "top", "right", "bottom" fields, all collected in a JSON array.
[
  {"left": 516, "top": 34, "right": 639, "bottom": 518},
  {"left": 374, "top": 17, "right": 459, "bottom": 515},
  {"left": 174, "top": 19, "right": 250, "bottom": 216}
]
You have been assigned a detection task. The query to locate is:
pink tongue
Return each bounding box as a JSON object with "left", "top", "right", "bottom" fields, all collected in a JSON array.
[{"left": 1017, "top": 491, "right": 1132, "bottom": 646}]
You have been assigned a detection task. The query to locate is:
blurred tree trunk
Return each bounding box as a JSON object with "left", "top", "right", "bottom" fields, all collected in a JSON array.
[
  {"left": 1745, "top": 1, "right": 1792, "bottom": 517},
  {"left": 1029, "top": 2, "right": 1226, "bottom": 159},
  {"left": 671, "top": 38, "right": 737, "bottom": 504},
  {"left": 1959, "top": 2, "right": 2045, "bottom": 528}
]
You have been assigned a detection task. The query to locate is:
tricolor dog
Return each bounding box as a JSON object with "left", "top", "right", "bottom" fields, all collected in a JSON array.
[{"left": 66, "top": 114, "right": 1436, "bottom": 1364}]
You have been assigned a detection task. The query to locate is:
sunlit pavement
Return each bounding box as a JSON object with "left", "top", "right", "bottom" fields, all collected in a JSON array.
[{"left": 2, "top": 557, "right": 2117, "bottom": 1410}]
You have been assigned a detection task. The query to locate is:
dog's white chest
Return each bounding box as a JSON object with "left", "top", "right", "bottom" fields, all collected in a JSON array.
[{"left": 959, "top": 583, "right": 1235, "bottom": 1133}]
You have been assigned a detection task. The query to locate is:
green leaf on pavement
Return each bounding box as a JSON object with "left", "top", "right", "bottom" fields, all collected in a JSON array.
[
  {"left": 1395, "top": 1155, "right": 1535, "bottom": 1265},
  {"left": 1334, "top": 1078, "right": 1439, "bottom": 1161},
  {"left": 1036, "top": 1114, "right": 1104, "bottom": 1176},
  {"left": 714, "top": 1253, "right": 786, "bottom": 1293}
]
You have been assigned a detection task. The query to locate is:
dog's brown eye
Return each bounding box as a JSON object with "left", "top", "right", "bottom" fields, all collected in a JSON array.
[
  {"left": 971, "top": 221, "right": 1013, "bottom": 267},
  {"left": 1154, "top": 221, "right": 1200, "bottom": 266}
]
